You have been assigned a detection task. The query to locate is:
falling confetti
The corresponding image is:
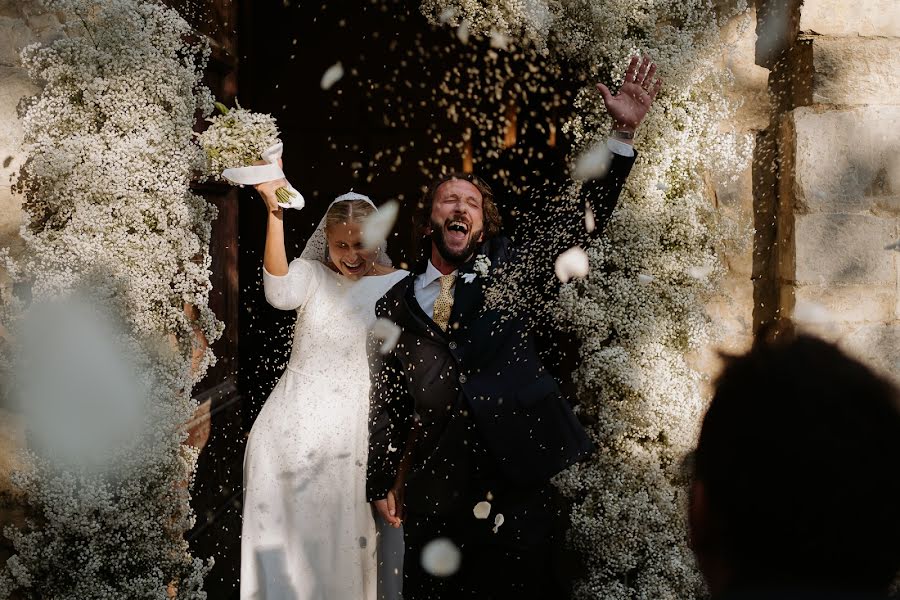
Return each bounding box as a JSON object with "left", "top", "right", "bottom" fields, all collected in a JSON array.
[
  {"left": 362, "top": 200, "right": 399, "bottom": 249},
  {"left": 492, "top": 513, "right": 505, "bottom": 534},
  {"left": 637, "top": 274, "right": 654, "bottom": 285},
  {"left": 438, "top": 6, "right": 456, "bottom": 23},
  {"left": 554, "top": 247, "right": 590, "bottom": 283},
  {"left": 584, "top": 204, "right": 596, "bottom": 233},
  {"left": 572, "top": 140, "right": 612, "bottom": 181},
  {"left": 685, "top": 265, "right": 715, "bottom": 280},
  {"left": 421, "top": 538, "right": 461, "bottom": 577},
  {"left": 793, "top": 299, "right": 831, "bottom": 324},
  {"left": 457, "top": 19, "right": 470, "bottom": 44},
  {"left": 320, "top": 62, "right": 344, "bottom": 90},
  {"left": 473, "top": 500, "right": 492, "bottom": 519},
  {"left": 489, "top": 30, "right": 510, "bottom": 50},
  {"left": 371, "top": 318, "right": 401, "bottom": 354}
]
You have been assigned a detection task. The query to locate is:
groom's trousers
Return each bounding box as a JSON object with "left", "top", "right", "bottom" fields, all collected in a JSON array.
[{"left": 401, "top": 481, "right": 572, "bottom": 600}]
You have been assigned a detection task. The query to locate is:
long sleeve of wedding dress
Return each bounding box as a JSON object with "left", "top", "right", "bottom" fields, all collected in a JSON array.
[{"left": 262, "top": 258, "right": 322, "bottom": 311}]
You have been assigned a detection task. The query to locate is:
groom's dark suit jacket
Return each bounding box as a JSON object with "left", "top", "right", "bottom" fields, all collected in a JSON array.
[{"left": 366, "top": 152, "right": 636, "bottom": 514}]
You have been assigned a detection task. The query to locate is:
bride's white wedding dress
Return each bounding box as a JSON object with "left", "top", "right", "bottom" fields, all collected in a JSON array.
[{"left": 241, "top": 256, "right": 408, "bottom": 600}]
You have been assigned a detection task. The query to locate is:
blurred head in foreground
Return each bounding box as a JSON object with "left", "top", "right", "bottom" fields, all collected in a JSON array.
[{"left": 690, "top": 332, "right": 900, "bottom": 597}]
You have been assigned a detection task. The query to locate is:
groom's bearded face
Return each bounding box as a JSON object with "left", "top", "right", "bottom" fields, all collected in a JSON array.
[{"left": 429, "top": 179, "right": 485, "bottom": 265}]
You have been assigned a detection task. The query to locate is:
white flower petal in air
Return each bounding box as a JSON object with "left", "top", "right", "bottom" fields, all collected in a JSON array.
[
  {"left": 489, "top": 30, "right": 510, "bottom": 49},
  {"left": 371, "top": 318, "right": 401, "bottom": 354},
  {"left": 457, "top": 20, "right": 470, "bottom": 44},
  {"left": 685, "top": 265, "right": 715, "bottom": 280},
  {"left": 637, "top": 274, "right": 654, "bottom": 285},
  {"left": 320, "top": 62, "right": 344, "bottom": 90},
  {"left": 554, "top": 247, "right": 590, "bottom": 283},
  {"left": 473, "top": 501, "right": 492, "bottom": 519},
  {"left": 584, "top": 204, "right": 596, "bottom": 233},
  {"left": 655, "top": 181, "right": 669, "bottom": 191},
  {"left": 492, "top": 513, "right": 505, "bottom": 534},
  {"left": 362, "top": 200, "right": 399, "bottom": 249},
  {"left": 793, "top": 299, "right": 831, "bottom": 324},
  {"left": 438, "top": 7, "right": 456, "bottom": 23},
  {"left": 421, "top": 538, "right": 461, "bottom": 577},
  {"left": 462, "top": 273, "right": 477, "bottom": 284},
  {"left": 573, "top": 140, "right": 612, "bottom": 181}
]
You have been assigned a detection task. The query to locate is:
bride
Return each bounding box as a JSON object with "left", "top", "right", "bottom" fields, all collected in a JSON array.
[{"left": 240, "top": 175, "right": 408, "bottom": 599}]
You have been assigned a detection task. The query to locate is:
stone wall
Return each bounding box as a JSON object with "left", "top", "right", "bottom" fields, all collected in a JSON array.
[
  {"left": 0, "top": 0, "right": 63, "bottom": 569},
  {"left": 0, "top": 1, "right": 63, "bottom": 258},
  {"left": 758, "top": 0, "right": 900, "bottom": 382}
]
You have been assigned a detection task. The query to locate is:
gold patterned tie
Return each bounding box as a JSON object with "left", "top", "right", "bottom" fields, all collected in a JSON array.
[{"left": 432, "top": 273, "right": 457, "bottom": 332}]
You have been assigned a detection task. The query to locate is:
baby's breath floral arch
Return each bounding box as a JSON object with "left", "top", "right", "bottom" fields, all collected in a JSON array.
[
  {"left": 0, "top": 0, "right": 222, "bottom": 597},
  {"left": 420, "top": 0, "right": 751, "bottom": 597}
]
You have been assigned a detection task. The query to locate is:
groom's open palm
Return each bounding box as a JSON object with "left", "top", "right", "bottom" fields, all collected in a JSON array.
[{"left": 596, "top": 54, "right": 663, "bottom": 131}]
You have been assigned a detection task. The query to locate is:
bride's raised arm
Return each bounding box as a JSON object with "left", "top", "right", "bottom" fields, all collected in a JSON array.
[{"left": 255, "top": 172, "right": 321, "bottom": 312}]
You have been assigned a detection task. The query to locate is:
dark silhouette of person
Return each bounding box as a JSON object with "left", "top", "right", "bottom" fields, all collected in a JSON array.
[{"left": 690, "top": 332, "right": 900, "bottom": 599}]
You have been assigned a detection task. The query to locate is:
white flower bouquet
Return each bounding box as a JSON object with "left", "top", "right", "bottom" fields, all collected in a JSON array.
[{"left": 197, "top": 101, "right": 304, "bottom": 208}]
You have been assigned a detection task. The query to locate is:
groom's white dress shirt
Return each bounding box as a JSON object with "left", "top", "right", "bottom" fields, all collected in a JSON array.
[{"left": 415, "top": 138, "right": 634, "bottom": 319}]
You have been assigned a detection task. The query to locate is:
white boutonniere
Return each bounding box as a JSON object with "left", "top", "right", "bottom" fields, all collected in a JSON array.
[{"left": 473, "top": 254, "right": 491, "bottom": 278}]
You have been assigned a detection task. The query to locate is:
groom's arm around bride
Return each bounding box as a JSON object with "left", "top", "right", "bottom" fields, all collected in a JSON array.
[{"left": 366, "top": 55, "right": 663, "bottom": 600}]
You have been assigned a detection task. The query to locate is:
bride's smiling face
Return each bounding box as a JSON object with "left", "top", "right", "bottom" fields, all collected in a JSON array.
[{"left": 326, "top": 220, "right": 377, "bottom": 280}]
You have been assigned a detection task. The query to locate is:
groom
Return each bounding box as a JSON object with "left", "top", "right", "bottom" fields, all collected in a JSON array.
[{"left": 367, "top": 55, "right": 661, "bottom": 599}]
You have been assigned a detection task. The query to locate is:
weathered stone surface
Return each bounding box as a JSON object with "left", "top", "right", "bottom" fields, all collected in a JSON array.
[
  {"left": 0, "top": 66, "right": 36, "bottom": 260},
  {"left": 721, "top": 9, "right": 770, "bottom": 130},
  {"left": 0, "top": 409, "right": 23, "bottom": 493},
  {"left": 789, "top": 106, "right": 900, "bottom": 215},
  {"left": 799, "top": 0, "right": 900, "bottom": 37},
  {"left": 791, "top": 321, "right": 900, "bottom": 385},
  {"left": 0, "top": 16, "right": 35, "bottom": 67},
  {"left": 794, "top": 213, "right": 897, "bottom": 286},
  {"left": 840, "top": 323, "right": 900, "bottom": 385},
  {"left": 789, "top": 283, "right": 897, "bottom": 324},
  {"left": 808, "top": 37, "right": 900, "bottom": 107}
]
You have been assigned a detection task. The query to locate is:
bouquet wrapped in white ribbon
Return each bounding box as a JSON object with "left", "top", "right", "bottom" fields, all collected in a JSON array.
[{"left": 197, "top": 101, "right": 304, "bottom": 209}]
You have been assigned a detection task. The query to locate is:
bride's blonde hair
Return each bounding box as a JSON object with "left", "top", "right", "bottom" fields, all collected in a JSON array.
[{"left": 324, "top": 199, "right": 375, "bottom": 230}]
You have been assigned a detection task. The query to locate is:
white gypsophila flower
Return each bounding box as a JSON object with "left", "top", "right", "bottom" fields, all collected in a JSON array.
[
  {"left": 0, "top": 0, "right": 222, "bottom": 597},
  {"left": 473, "top": 254, "right": 491, "bottom": 277}
]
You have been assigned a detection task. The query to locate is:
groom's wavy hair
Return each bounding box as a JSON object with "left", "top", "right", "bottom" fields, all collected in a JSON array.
[{"left": 414, "top": 172, "right": 503, "bottom": 244}]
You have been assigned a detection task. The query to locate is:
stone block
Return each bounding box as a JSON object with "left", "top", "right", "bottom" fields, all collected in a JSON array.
[
  {"left": 790, "top": 321, "right": 900, "bottom": 386},
  {"left": 0, "top": 16, "right": 35, "bottom": 67},
  {"left": 799, "top": 0, "right": 900, "bottom": 37},
  {"left": 840, "top": 323, "right": 900, "bottom": 386},
  {"left": 721, "top": 9, "right": 771, "bottom": 130},
  {"left": 788, "top": 106, "right": 900, "bottom": 215},
  {"left": 789, "top": 283, "right": 897, "bottom": 324},
  {"left": 794, "top": 213, "right": 896, "bottom": 286},
  {"left": 808, "top": 37, "right": 900, "bottom": 106}
]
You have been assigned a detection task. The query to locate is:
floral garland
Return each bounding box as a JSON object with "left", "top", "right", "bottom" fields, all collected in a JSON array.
[
  {"left": 422, "top": 1, "right": 751, "bottom": 597},
  {"left": 0, "top": 0, "right": 222, "bottom": 597}
]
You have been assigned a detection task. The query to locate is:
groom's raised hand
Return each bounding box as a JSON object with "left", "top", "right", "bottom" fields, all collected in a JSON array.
[{"left": 596, "top": 54, "right": 662, "bottom": 136}]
